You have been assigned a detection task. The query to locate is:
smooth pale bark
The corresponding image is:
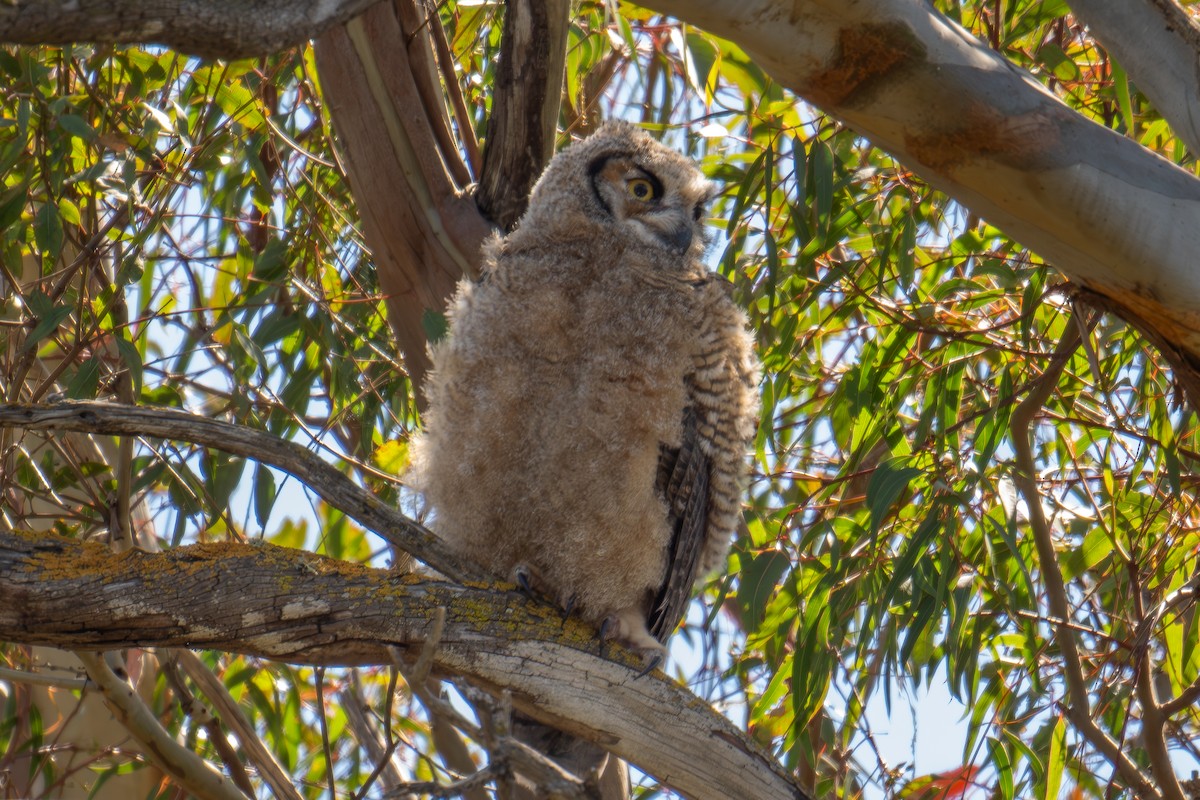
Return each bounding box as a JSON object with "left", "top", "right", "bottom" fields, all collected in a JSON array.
[
  {"left": 0, "top": 529, "right": 812, "bottom": 800},
  {"left": 0, "top": 0, "right": 383, "bottom": 58},
  {"left": 1068, "top": 0, "right": 1200, "bottom": 158},
  {"left": 644, "top": 0, "right": 1200, "bottom": 365}
]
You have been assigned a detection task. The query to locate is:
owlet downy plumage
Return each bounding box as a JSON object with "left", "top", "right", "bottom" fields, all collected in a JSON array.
[{"left": 410, "top": 121, "right": 759, "bottom": 659}]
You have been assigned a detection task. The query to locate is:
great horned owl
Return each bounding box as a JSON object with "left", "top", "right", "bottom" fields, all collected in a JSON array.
[{"left": 411, "top": 121, "right": 758, "bottom": 659}]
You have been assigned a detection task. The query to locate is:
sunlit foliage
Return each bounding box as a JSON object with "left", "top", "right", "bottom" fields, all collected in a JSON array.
[{"left": 1, "top": 1, "right": 1198, "bottom": 797}]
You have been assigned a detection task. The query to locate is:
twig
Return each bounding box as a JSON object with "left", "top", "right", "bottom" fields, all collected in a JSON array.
[
  {"left": 385, "top": 762, "right": 506, "bottom": 799},
  {"left": 310, "top": 667, "right": 336, "bottom": 800},
  {"left": 411, "top": 606, "right": 446, "bottom": 685},
  {"left": 75, "top": 651, "right": 247, "bottom": 800},
  {"left": 426, "top": 0, "right": 483, "bottom": 177},
  {"left": 0, "top": 664, "right": 90, "bottom": 690},
  {"left": 162, "top": 655, "right": 257, "bottom": 798},
  {"left": 0, "top": 401, "right": 488, "bottom": 583},
  {"left": 175, "top": 646, "right": 310, "bottom": 800},
  {"left": 344, "top": 675, "right": 405, "bottom": 799},
  {"left": 1009, "top": 318, "right": 1166, "bottom": 800}
]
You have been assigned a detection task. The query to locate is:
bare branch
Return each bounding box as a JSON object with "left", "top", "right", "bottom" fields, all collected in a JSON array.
[
  {"left": 75, "top": 651, "right": 248, "bottom": 800},
  {"left": 0, "top": 0, "right": 383, "bottom": 59},
  {"left": 1010, "top": 321, "right": 1168, "bottom": 800},
  {"left": 314, "top": 2, "right": 494, "bottom": 394},
  {"left": 0, "top": 664, "right": 89, "bottom": 690},
  {"left": 0, "top": 400, "right": 488, "bottom": 583},
  {"left": 0, "top": 529, "right": 812, "bottom": 800},
  {"left": 174, "top": 651, "right": 304, "bottom": 800}
]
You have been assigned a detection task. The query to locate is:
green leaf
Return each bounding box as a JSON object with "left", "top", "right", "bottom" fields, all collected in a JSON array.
[
  {"left": 114, "top": 335, "right": 144, "bottom": 396},
  {"left": 33, "top": 202, "right": 63, "bottom": 261},
  {"left": 21, "top": 299, "right": 72, "bottom": 352},
  {"left": 0, "top": 181, "right": 27, "bottom": 232},
  {"left": 1041, "top": 715, "right": 1065, "bottom": 800},
  {"left": 422, "top": 308, "right": 449, "bottom": 344},
  {"left": 57, "top": 113, "right": 96, "bottom": 141},
  {"left": 865, "top": 458, "right": 920, "bottom": 535},
  {"left": 253, "top": 464, "right": 277, "bottom": 528},
  {"left": 736, "top": 547, "right": 791, "bottom": 633},
  {"left": 65, "top": 357, "right": 101, "bottom": 398},
  {"left": 373, "top": 440, "right": 410, "bottom": 474}
]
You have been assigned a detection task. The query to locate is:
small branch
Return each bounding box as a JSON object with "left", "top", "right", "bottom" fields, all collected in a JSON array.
[
  {"left": 174, "top": 651, "right": 304, "bottom": 800},
  {"left": 0, "top": 400, "right": 488, "bottom": 583},
  {"left": 0, "top": 664, "right": 90, "bottom": 690},
  {"left": 1163, "top": 675, "right": 1200, "bottom": 719},
  {"left": 387, "top": 763, "right": 506, "bottom": 799},
  {"left": 343, "top": 676, "right": 405, "bottom": 797},
  {"left": 1010, "top": 319, "right": 1165, "bottom": 800},
  {"left": 162, "top": 656, "right": 258, "bottom": 798},
  {"left": 0, "top": 0, "right": 383, "bottom": 59},
  {"left": 427, "top": 1, "right": 483, "bottom": 177},
  {"left": 75, "top": 652, "right": 247, "bottom": 800}
]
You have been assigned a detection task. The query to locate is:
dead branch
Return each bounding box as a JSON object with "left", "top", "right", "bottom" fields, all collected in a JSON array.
[{"left": 0, "top": 528, "right": 810, "bottom": 800}]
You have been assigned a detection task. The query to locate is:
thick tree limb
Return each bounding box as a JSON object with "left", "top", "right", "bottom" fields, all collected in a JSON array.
[
  {"left": 1067, "top": 0, "right": 1200, "bottom": 158},
  {"left": 642, "top": 0, "right": 1200, "bottom": 375},
  {"left": 0, "top": 400, "right": 488, "bottom": 583},
  {"left": 0, "top": 529, "right": 812, "bottom": 800},
  {"left": 314, "top": 1, "right": 493, "bottom": 393},
  {"left": 475, "top": 0, "right": 571, "bottom": 231},
  {"left": 0, "top": 0, "right": 384, "bottom": 59}
]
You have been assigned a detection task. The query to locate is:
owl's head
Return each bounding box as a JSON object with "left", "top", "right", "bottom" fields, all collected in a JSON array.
[{"left": 519, "top": 121, "right": 717, "bottom": 259}]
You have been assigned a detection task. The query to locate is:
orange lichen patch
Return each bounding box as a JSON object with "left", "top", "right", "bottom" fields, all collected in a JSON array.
[
  {"left": 806, "top": 23, "right": 925, "bottom": 109},
  {"left": 22, "top": 532, "right": 125, "bottom": 581},
  {"left": 905, "top": 101, "right": 1063, "bottom": 173}
]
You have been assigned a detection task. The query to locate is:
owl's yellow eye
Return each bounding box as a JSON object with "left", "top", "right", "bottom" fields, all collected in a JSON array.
[{"left": 626, "top": 177, "right": 658, "bottom": 201}]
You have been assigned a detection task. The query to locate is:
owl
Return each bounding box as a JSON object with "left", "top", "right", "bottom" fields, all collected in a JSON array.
[{"left": 410, "top": 121, "right": 759, "bottom": 661}]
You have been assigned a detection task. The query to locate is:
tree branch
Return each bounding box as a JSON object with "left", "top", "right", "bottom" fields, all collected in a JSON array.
[
  {"left": 1066, "top": 0, "right": 1200, "bottom": 157},
  {"left": 0, "top": 0, "right": 384, "bottom": 59},
  {"left": 641, "top": 0, "right": 1200, "bottom": 370},
  {"left": 475, "top": 0, "right": 571, "bottom": 231},
  {"left": 75, "top": 651, "right": 248, "bottom": 800},
  {"left": 0, "top": 529, "right": 812, "bottom": 800},
  {"left": 174, "top": 650, "right": 303, "bottom": 800},
  {"left": 0, "top": 400, "right": 488, "bottom": 584},
  {"left": 1010, "top": 321, "right": 1168, "bottom": 800},
  {"left": 314, "top": 1, "right": 494, "bottom": 394}
]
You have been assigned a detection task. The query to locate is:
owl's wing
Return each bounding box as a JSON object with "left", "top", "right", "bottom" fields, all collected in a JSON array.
[{"left": 648, "top": 405, "right": 710, "bottom": 643}]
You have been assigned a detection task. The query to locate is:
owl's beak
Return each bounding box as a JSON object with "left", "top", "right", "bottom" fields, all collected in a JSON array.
[{"left": 661, "top": 222, "right": 693, "bottom": 253}]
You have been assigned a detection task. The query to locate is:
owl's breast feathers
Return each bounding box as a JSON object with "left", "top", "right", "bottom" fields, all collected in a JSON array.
[{"left": 413, "top": 122, "right": 759, "bottom": 655}]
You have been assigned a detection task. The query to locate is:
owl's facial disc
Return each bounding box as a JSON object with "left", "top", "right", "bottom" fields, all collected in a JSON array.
[{"left": 589, "top": 154, "right": 704, "bottom": 254}]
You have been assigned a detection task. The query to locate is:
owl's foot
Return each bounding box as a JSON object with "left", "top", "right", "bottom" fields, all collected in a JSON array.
[
  {"left": 512, "top": 565, "right": 577, "bottom": 624},
  {"left": 599, "top": 608, "right": 667, "bottom": 677},
  {"left": 511, "top": 564, "right": 541, "bottom": 597}
]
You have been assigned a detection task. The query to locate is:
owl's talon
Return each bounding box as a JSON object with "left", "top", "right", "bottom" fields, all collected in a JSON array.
[
  {"left": 560, "top": 595, "right": 578, "bottom": 627},
  {"left": 596, "top": 616, "right": 614, "bottom": 658},
  {"left": 635, "top": 653, "right": 662, "bottom": 679},
  {"left": 512, "top": 565, "right": 534, "bottom": 596}
]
